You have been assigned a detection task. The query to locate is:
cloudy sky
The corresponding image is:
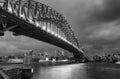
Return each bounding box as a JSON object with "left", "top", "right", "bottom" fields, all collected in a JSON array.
[{"left": 1, "top": 0, "right": 120, "bottom": 57}]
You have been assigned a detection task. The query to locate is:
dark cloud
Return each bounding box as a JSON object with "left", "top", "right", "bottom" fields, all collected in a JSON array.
[{"left": 91, "top": 0, "right": 120, "bottom": 22}]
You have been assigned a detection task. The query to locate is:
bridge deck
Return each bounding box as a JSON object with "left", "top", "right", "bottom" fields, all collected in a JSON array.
[{"left": 0, "top": 7, "right": 83, "bottom": 55}]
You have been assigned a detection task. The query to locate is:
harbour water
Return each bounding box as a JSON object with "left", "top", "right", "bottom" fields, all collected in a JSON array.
[{"left": 31, "top": 63, "right": 120, "bottom": 79}]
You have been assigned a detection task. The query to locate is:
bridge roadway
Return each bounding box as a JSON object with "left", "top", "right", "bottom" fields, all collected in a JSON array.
[{"left": 0, "top": 0, "right": 85, "bottom": 62}]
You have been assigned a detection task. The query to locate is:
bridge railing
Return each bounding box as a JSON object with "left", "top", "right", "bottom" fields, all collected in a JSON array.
[{"left": 0, "top": 0, "right": 80, "bottom": 49}]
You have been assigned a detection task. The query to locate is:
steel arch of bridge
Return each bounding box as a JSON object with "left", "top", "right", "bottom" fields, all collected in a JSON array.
[
  {"left": 0, "top": 0, "right": 84, "bottom": 61},
  {"left": 0, "top": 0, "right": 80, "bottom": 48}
]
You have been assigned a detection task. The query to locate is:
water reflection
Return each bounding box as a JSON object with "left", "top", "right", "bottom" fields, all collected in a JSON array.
[{"left": 31, "top": 63, "right": 120, "bottom": 79}]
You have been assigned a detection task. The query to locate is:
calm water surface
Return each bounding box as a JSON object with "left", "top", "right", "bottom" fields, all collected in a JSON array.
[{"left": 31, "top": 63, "right": 120, "bottom": 79}]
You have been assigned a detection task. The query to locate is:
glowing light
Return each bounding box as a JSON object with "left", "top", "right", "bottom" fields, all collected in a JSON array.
[
  {"left": 47, "top": 29, "right": 51, "bottom": 33},
  {"left": 42, "top": 26, "right": 46, "bottom": 30},
  {"left": 58, "top": 35, "right": 61, "bottom": 38},
  {"left": 28, "top": 19, "right": 34, "bottom": 24},
  {"left": 59, "top": 36, "right": 63, "bottom": 39},
  {"left": 62, "top": 38, "right": 66, "bottom": 41},
  {"left": 52, "top": 58, "right": 56, "bottom": 62},
  {"left": 35, "top": 21, "right": 39, "bottom": 27},
  {"left": 31, "top": 68, "right": 34, "bottom": 73},
  {"left": 46, "top": 57, "right": 49, "bottom": 61},
  {"left": 55, "top": 33, "right": 58, "bottom": 36},
  {"left": 51, "top": 31, "right": 55, "bottom": 35},
  {"left": 8, "top": 7, "right": 12, "bottom": 13},
  {"left": 20, "top": 14, "right": 25, "bottom": 19},
  {"left": 61, "top": 37, "right": 64, "bottom": 40},
  {"left": 64, "top": 39, "right": 67, "bottom": 42}
]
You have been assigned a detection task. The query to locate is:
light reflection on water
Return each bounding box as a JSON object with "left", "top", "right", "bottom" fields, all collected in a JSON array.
[{"left": 31, "top": 63, "right": 120, "bottom": 79}]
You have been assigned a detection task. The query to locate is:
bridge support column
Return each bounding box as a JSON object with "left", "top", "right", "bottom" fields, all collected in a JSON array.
[{"left": 73, "top": 53, "right": 84, "bottom": 63}]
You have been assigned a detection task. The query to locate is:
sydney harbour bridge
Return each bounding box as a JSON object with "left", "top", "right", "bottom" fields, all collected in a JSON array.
[{"left": 0, "top": 0, "right": 85, "bottom": 62}]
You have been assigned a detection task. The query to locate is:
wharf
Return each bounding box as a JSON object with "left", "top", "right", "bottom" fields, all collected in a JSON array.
[{"left": 0, "top": 63, "right": 33, "bottom": 79}]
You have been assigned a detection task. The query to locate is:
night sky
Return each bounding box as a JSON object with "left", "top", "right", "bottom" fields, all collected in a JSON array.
[{"left": 0, "top": 0, "right": 120, "bottom": 57}]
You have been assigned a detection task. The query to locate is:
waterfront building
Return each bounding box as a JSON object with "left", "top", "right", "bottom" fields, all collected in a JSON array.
[{"left": 23, "top": 50, "right": 33, "bottom": 65}]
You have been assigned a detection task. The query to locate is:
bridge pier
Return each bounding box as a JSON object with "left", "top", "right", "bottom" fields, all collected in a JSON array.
[{"left": 73, "top": 53, "right": 84, "bottom": 63}]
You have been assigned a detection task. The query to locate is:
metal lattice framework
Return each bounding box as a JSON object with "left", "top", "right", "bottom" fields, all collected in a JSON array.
[{"left": 0, "top": 0, "right": 80, "bottom": 49}]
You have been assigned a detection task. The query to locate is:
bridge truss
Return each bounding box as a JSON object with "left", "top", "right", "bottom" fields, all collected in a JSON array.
[
  {"left": 0, "top": 0, "right": 85, "bottom": 62},
  {"left": 0, "top": 0, "right": 80, "bottom": 48}
]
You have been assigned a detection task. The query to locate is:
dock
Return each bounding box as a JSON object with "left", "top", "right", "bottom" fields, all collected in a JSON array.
[{"left": 0, "top": 64, "right": 33, "bottom": 79}]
